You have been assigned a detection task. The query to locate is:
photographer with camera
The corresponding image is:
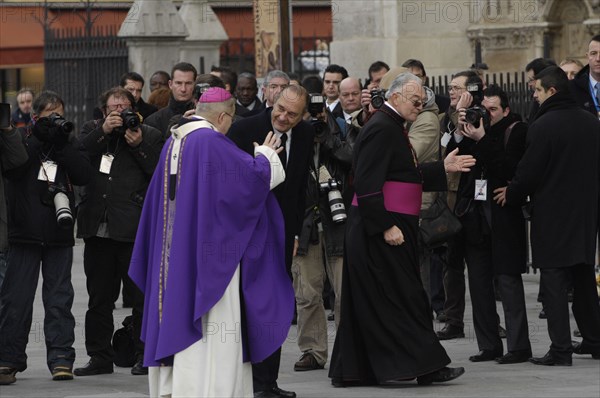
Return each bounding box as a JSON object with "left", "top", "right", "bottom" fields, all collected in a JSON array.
[
  {"left": 75, "top": 87, "right": 163, "bottom": 377},
  {"left": 454, "top": 84, "right": 532, "bottom": 364},
  {"left": 0, "top": 91, "right": 93, "bottom": 385},
  {"left": 291, "top": 77, "right": 360, "bottom": 373}
]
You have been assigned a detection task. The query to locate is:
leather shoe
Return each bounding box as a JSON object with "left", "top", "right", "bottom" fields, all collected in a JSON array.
[
  {"left": 0, "top": 366, "right": 17, "bottom": 385},
  {"left": 131, "top": 356, "right": 148, "bottom": 375},
  {"left": 436, "top": 324, "right": 465, "bottom": 340},
  {"left": 294, "top": 353, "right": 324, "bottom": 371},
  {"left": 495, "top": 350, "right": 532, "bottom": 364},
  {"left": 539, "top": 308, "right": 547, "bottom": 319},
  {"left": 469, "top": 350, "right": 502, "bottom": 362},
  {"left": 254, "top": 386, "right": 297, "bottom": 398},
  {"left": 417, "top": 366, "right": 465, "bottom": 385},
  {"left": 74, "top": 358, "right": 113, "bottom": 376},
  {"left": 572, "top": 341, "right": 600, "bottom": 359},
  {"left": 529, "top": 352, "right": 572, "bottom": 366}
]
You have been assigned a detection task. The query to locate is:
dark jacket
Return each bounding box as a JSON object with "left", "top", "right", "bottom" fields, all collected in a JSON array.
[
  {"left": 506, "top": 91, "right": 600, "bottom": 269},
  {"left": 136, "top": 97, "right": 158, "bottom": 121},
  {"left": 297, "top": 113, "right": 358, "bottom": 257},
  {"left": 77, "top": 120, "right": 163, "bottom": 242},
  {"left": 144, "top": 96, "right": 194, "bottom": 138},
  {"left": 0, "top": 128, "right": 29, "bottom": 250},
  {"left": 235, "top": 98, "right": 265, "bottom": 117},
  {"left": 227, "top": 108, "right": 314, "bottom": 268},
  {"left": 570, "top": 65, "right": 599, "bottom": 116},
  {"left": 456, "top": 113, "right": 528, "bottom": 274},
  {"left": 10, "top": 108, "right": 31, "bottom": 128},
  {"left": 5, "top": 126, "right": 93, "bottom": 246}
]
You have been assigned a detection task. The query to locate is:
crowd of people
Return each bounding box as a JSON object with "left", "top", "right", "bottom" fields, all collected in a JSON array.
[{"left": 0, "top": 34, "right": 599, "bottom": 397}]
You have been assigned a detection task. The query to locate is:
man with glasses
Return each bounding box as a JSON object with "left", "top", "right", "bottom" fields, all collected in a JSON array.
[
  {"left": 228, "top": 84, "right": 314, "bottom": 398},
  {"left": 435, "top": 70, "right": 479, "bottom": 341},
  {"left": 74, "top": 87, "right": 163, "bottom": 378},
  {"left": 261, "top": 70, "right": 291, "bottom": 109},
  {"left": 329, "top": 72, "right": 471, "bottom": 387}
]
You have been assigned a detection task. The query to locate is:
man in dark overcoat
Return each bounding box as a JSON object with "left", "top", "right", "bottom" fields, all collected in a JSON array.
[{"left": 496, "top": 66, "right": 600, "bottom": 365}]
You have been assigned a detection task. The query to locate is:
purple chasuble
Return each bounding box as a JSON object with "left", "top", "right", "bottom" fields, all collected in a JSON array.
[{"left": 129, "top": 126, "right": 294, "bottom": 367}]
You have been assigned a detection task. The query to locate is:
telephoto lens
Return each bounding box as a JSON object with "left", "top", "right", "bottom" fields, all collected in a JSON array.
[{"left": 53, "top": 192, "right": 73, "bottom": 228}]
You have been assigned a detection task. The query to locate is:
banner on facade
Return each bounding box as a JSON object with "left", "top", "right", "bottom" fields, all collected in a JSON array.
[{"left": 253, "top": 0, "right": 282, "bottom": 78}]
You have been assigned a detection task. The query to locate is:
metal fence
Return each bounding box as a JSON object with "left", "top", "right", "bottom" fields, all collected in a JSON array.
[
  {"left": 219, "top": 33, "right": 332, "bottom": 80},
  {"left": 44, "top": 25, "right": 128, "bottom": 132},
  {"left": 429, "top": 72, "right": 533, "bottom": 119}
]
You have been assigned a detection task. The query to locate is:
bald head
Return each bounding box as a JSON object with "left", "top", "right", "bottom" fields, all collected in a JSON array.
[{"left": 339, "top": 77, "right": 362, "bottom": 114}]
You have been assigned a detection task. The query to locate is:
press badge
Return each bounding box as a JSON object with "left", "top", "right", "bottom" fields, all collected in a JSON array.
[
  {"left": 37, "top": 161, "right": 57, "bottom": 182},
  {"left": 441, "top": 132, "right": 452, "bottom": 147},
  {"left": 100, "top": 154, "right": 114, "bottom": 174},
  {"left": 475, "top": 179, "right": 487, "bottom": 201}
]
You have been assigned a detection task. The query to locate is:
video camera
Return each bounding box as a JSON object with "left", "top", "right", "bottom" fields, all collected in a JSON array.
[{"left": 193, "top": 83, "right": 211, "bottom": 102}]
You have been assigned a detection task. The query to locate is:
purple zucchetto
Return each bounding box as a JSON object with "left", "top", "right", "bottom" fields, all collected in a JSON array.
[{"left": 199, "top": 87, "right": 232, "bottom": 103}]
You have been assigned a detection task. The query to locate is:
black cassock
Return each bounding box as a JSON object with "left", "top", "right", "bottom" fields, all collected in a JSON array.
[{"left": 329, "top": 105, "right": 451, "bottom": 384}]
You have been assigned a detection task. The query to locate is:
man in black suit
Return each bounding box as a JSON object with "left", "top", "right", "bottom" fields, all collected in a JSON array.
[
  {"left": 235, "top": 72, "right": 265, "bottom": 117},
  {"left": 495, "top": 66, "right": 600, "bottom": 365},
  {"left": 227, "top": 85, "right": 314, "bottom": 398},
  {"left": 323, "top": 64, "right": 348, "bottom": 119},
  {"left": 570, "top": 34, "right": 600, "bottom": 117}
]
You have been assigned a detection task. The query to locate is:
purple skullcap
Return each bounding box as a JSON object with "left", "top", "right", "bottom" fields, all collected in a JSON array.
[{"left": 199, "top": 87, "right": 232, "bottom": 103}]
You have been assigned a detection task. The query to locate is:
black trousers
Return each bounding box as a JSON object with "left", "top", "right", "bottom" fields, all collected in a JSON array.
[
  {"left": 442, "top": 232, "right": 466, "bottom": 328},
  {"left": 542, "top": 265, "right": 600, "bottom": 360},
  {"left": 252, "top": 347, "right": 281, "bottom": 392},
  {"left": 465, "top": 236, "right": 531, "bottom": 354},
  {"left": 83, "top": 237, "right": 144, "bottom": 361}
]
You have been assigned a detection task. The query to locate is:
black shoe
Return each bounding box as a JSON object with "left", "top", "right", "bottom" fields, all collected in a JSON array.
[
  {"left": 529, "top": 352, "right": 572, "bottom": 366},
  {"left": 51, "top": 365, "right": 73, "bottom": 381},
  {"left": 417, "top": 366, "right": 465, "bottom": 385},
  {"left": 469, "top": 350, "right": 502, "bottom": 362},
  {"left": 436, "top": 324, "right": 465, "bottom": 340},
  {"left": 436, "top": 311, "right": 448, "bottom": 322},
  {"left": 572, "top": 341, "right": 600, "bottom": 359},
  {"left": 254, "top": 387, "right": 297, "bottom": 398},
  {"left": 539, "top": 309, "right": 547, "bottom": 319},
  {"left": 498, "top": 325, "right": 507, "bottom": 339},
  {"left": 495, "top": 350, "right": 532, "bottom": 364},
  {"left": 131, "top": 356, "right": 148, "bottom": 375},
  {"left": 294, "top": 353, "right": 324, "bottom": 371},
  {"left": 327, "top": 312, "right": 335, "bottom": 321},
  {"left": 73, "top": 358, "right": 113, "bottom": 376},
  {"left": 0, "top": 366, "right": 17, "bottom": 385}
]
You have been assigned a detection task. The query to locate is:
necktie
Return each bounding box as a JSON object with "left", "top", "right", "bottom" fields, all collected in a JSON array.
[
  {"left": 595, "top": 82, "right": 600, "bottom": 106},
  {"left": 335, "top": 117, "right": 347, "bottom": 139},
  {"left": 279, "top": 133, "right": 287, "bottom": 169}
]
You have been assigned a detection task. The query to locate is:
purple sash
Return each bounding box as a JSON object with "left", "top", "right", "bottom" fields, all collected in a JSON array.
[{"left": 352, "top": 181, "right": 422, "bottom": 216}]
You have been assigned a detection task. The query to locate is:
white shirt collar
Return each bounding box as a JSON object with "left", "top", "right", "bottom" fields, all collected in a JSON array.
[{"left": 327, "top": 98, "right": 340, "bottom": 112}]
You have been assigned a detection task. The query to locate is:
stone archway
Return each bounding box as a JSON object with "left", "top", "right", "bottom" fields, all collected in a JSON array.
[{"left": 545, "top": 0, "right": 594, "bottom": 63}]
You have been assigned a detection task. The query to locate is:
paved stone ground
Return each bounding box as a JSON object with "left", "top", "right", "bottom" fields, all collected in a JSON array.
[{"left": 1, "top": 240, "right": 599, "bottom": 397}]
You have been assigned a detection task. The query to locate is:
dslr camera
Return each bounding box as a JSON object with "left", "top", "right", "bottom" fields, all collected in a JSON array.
[
  {"left": 307, "top": 93, "right": 329, "bottom": 142},
  {"left": 464, "top": 82, "right": 491, "bottom": 130},
  {"left": 47, "top": 113, "right": 74, "bottom": 134},
  {"left": 41, "top": 184, "right": 73, "bottom": 229},
  {"left": 370, "top": 89, "right": 387, "bottom": 109},
  {"left": 115, "top": 109, "right": 140, "bottom": 134},
  {"left": 318, "top": 166, "right": 347, "bottom": 224}
]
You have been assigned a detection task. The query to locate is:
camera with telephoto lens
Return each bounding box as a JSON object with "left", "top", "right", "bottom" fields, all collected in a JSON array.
[
  {"left": 308, "top": 93, "right": 329, "bottom": 142},
  {"left": 370, "top": 89, "right": 387, "bottom": 109},
  {"left": 114, "top": 109, "right": 140, "bottom": 134},
  {"left": 464, "top": 82, "right": 491, "bottom": 130},
  {"left": 41, "top": 184, "right": 73, "bottom": 229},
  {"left": 318, "top": 166, "right": 347, "bottom": 224},
  {"left": 47, "top": 113, "right": 74, "bottom": 134}
]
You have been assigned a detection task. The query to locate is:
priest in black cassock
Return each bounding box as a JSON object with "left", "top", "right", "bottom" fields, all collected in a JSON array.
[{"left": 329, "top": 73, "right": 473, "bottom": 386}]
